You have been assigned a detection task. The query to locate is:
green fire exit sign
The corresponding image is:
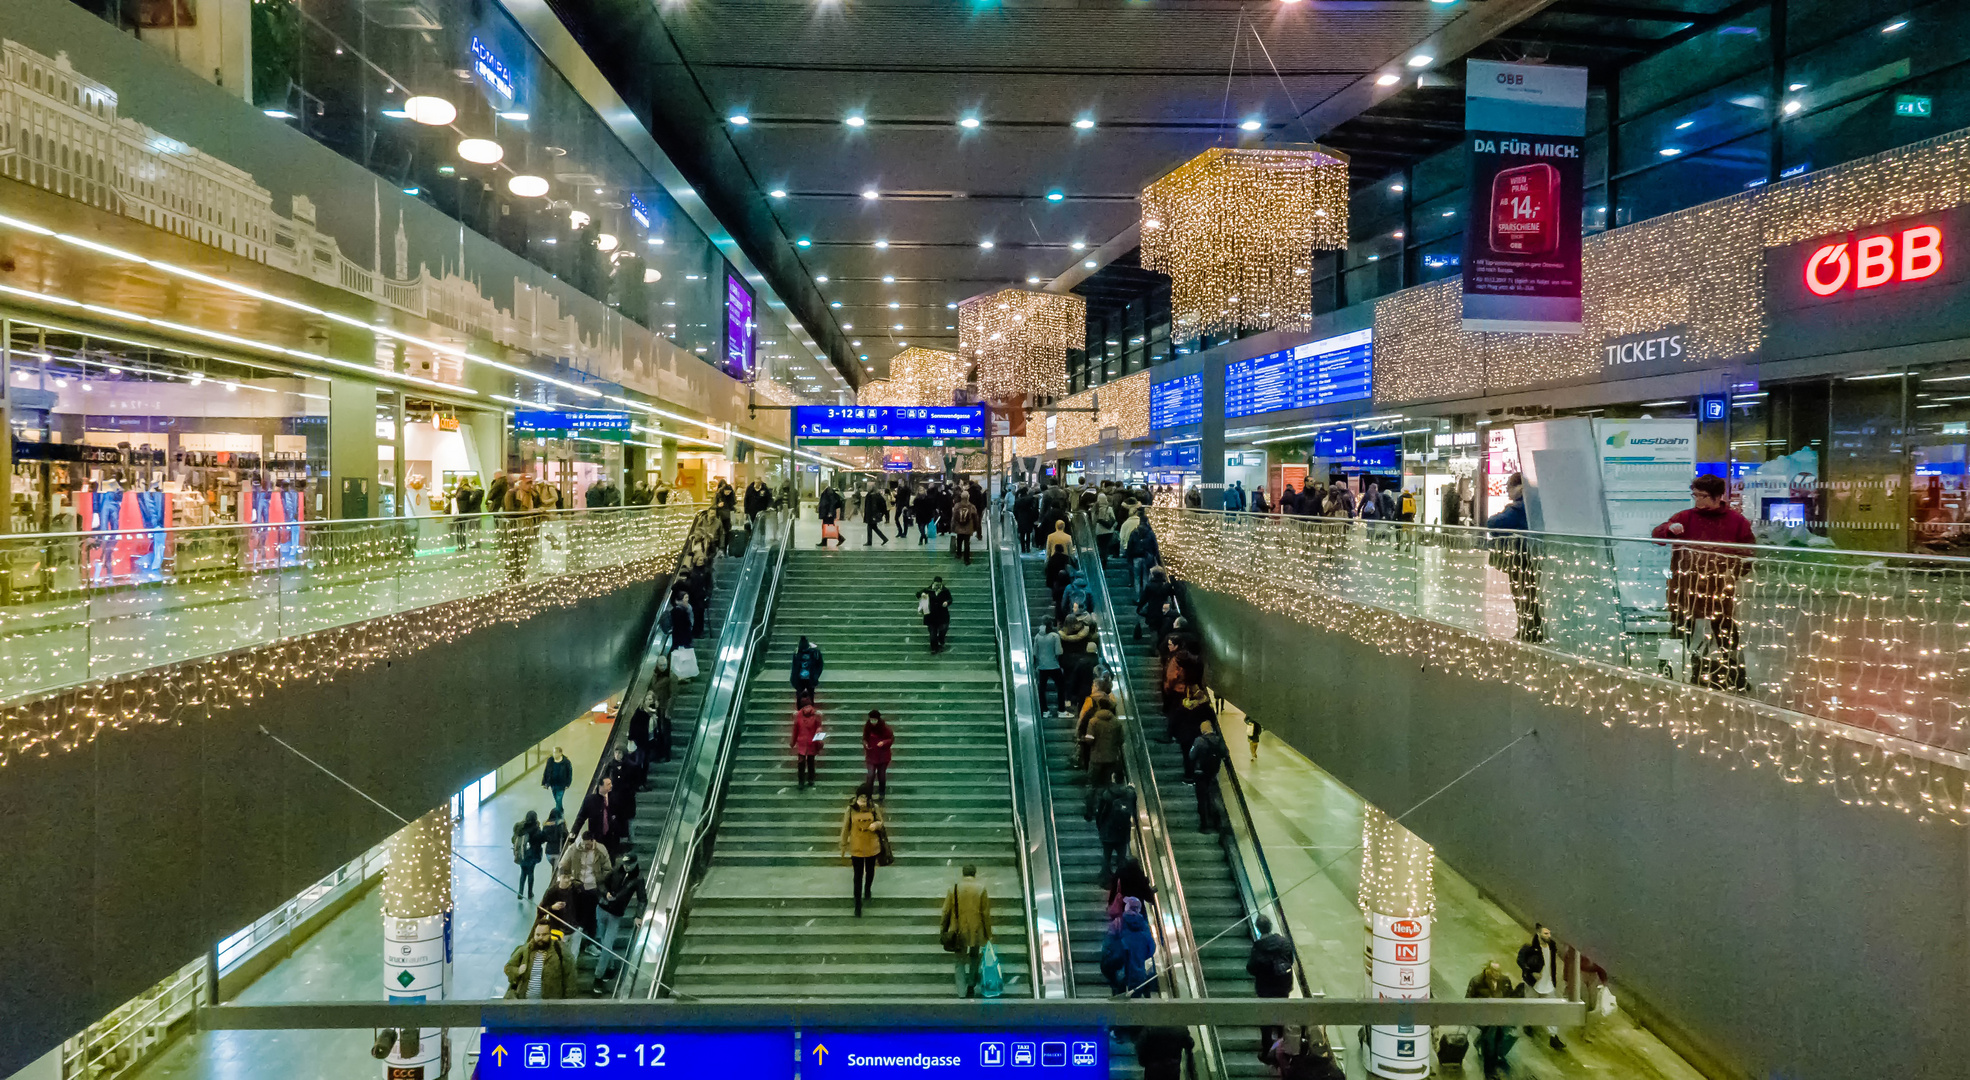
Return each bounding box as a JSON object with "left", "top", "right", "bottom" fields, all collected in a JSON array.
[{"left": 1895, "top": 95, "right": 1933, "bottom": 117}]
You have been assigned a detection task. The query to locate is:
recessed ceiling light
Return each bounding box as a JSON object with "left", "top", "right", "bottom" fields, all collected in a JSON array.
[
  {"left": 1659, "top": 147, "right": 1683, "bottom": 157},
  {"left": 960, "top": 116, "right": 981, "bottom": 129},
  {"left": 852, "top": 340, "right": 861, "bottom": 346},
  {"left": 1390, "top": 184, "right": 1405, "bottom": 193},
  {"left": 497, "top": 110, "right": 529, "bottom": 121},
  {"left": 1239, "top": 119, "right": 1262, "bottom": 131},
  {"left": 882, "top": 275, "right": 895, "bottom": 283},
  {"left": 457, "top": 138, "right": 504, "bottom": 164},
  {"left": 728, "top": 114, "right": 750, "bottom": 125},
  {"left": 1073, "top": 118, "right": 1096, "bottom": 130},
  {"left": 1084, "top": 260, "right": 1097, "bottom": 268},
  {"left": 403, "top": 95, "right": 457, "bottom": 125},
  {"left": 1046, "top": 191, "right": 1064, "bottom": 201},
  {"left": 1376, "top": 73, "right": 1401, "bottom": 87},
  {"left": 947, "top": 302, "right": 958, "bottom": 309},
  {"left": 1783, "top": 100, "right": 1802, "bottom": 115},
  {"left": 1882, "top": 19, "right": 1907, "bottom": 32},
  {"left": 845, "top": 114, "right": 866, "bottom": 127},
  {"left": 861, "top": 188, "right": 879, "bottom": 200},
  {"left": 508, "top": 174, "right": 549, "bottom": 198},
  {"left": 770, "top": 189, "right": 788, "bottom": 198},
  {"left": 898, "top": 341, "right": 908, "bottom": 347},
  {"left": 831, "top": 301, "right": 842, "bottom": 308},
  {"left": 797, "top": 237, "right": 812, "bottom": 246},
  {"left": 888, "top": 301, "right": 901, "bottom": 308},
  {"left": 874, "top": 240, "right": 889, "bottom": 249},
  {"left": 1071, "top": 241, "right": 1087, "bottom": 251},
  {"left": 843, "top": 323, "right": 854, "bottom": 329},
  {"left": 1407, "top": 54, "right": 1433, "bottom": 68},
  {"left": 815, "top": 274, "right": 829, "bottom": 282},
  {"left": 1027, "top": 276, "right": 1042, "bottom": 284},
  {"left": 979, "top": 240, "right": 995, "bottom": 249},
  {"left": 892, "top": 323, "right": 904, "bottom": 330},
  {"left": 1675, "top": 120, "right": 1695, "bottom": 130},
  {"left": 263, "top": 109, "right": 296, "bottom": 119}
]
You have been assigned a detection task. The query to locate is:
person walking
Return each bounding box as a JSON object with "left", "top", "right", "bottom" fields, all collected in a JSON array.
[
  {"left": 1134, "top": 1028, "right": 1193, "bottom": 1080},
  {"left": 1190, "top": 719, "right": 1229, "bottom": 833},
  {"left": 791, "top": 699, "right": 824, "bottom": 789},
  {"left": 1485, "top": 472, "right": 1543, "bottom": 643},
  {"left": 1651, "top": 473, "right": 1757, "bottom": 691},
  {"left": 539, "top": 807, "right": 570, "bottom": 871},
  {"left": 791, "top": 635, "right": 824, "bottom": 702},
  {"left": 838, "top": 786, "right": 887, "bottom": 916},
  {"left": 1516, "top": 923, "right": 1568, "bottom": 1050},
  {"left": 1466, "top": 960, "right": 1519, "bottom": 1079},
  {"left": 862, "top": 710, "right": 895, "bottom": 801},
  {"left": 541, "top": 747, "right": 574, "bottom": 815},
  {"left": 1013, "top": 485, "right": 1040, "bottom": 552},
  {"left": 1101, "top": 895, "right": 1157, "bottom": 997},
  {"left": 504, "top": 922, "right": 575, "bottom": 1000},
  {"left": 863, "top": 484, "right": 890, "bottom": 546},
  {"left": 1247, "top": 914, "right": 1296, "bottom": 1057},
  {"left": 556, "top": 831, "right": 610, "bottom": 954},
  {"left": 940, "top": 864, "right": 994, "bottom": 997},
  {"left": 817, "top": 485, "right": 845, "bottom": 548},
  {"left": 952, "top": 496, "right": 981, "bottom": 565},
  {"left": 512, "top": 810, "right": 544, "bottom": 901},
  {"left": 592, "top": 852, "right": 647, "bottom": 991},
  {"left": 918, "top": 575, "right": 953, "bottom": 652},
  {"left": 1033, "top": 618, "right": 1067, "bottom": 717},
  {"left": 1090, "top": 780, "right": 1136, "bottom": 882}
]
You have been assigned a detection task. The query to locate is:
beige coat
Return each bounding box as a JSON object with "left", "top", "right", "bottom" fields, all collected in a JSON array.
[
  {"left": 839, "top": 803, "right": 885, "bottom": 858},
  {"left": 942, "top": 876, "right": 993, "bottom": 948}
]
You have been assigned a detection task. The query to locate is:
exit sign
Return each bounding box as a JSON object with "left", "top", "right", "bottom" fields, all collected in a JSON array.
[{"left": 1896, "top": 95, "right": 1933, "bottom": 117}]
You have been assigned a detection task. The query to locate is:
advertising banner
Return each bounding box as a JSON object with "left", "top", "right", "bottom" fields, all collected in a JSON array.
[
  {"left": 1592, "top": 418, "right": 1696, "bottom": 610},
  {"left": 1462, "top": 61, "right": 1588, "bottom": 334},
  {"left": 724, "top": 270, "right": 757, "bottom": 382}
]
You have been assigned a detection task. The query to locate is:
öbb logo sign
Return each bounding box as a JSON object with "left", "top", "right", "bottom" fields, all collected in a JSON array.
[{"left": 1805, "top": 225, "right": 1943, "bottom": 295}]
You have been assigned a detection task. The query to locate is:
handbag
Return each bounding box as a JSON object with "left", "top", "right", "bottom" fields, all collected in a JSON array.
[
  {"left": 875, "top": 811, "right": 896, "bottom": 867},
  {"left": 670, "top": 646, "right": 700, "bottom": 681},
  {"left": 822, "top": 522, "right": 842, "bottom": 540},
  {"left": 939, "top": 889, "right": 961, "bottom": 952}
]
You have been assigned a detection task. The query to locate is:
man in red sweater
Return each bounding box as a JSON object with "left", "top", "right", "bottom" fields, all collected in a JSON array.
[{"left": 1651, "top": 474, "right": 1756, "bottom": 690}]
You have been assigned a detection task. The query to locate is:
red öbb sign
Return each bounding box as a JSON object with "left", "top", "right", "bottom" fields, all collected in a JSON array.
[{"left": 1805, "top": 225, "right": 1943, "bottom": 296}]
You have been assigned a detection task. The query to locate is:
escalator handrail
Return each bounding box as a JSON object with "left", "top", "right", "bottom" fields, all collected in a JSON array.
[
  {"left": 1211, "top": 707, "right": 1319, "bottom": 1002},
  {"left": 1065, "top": 516, "right": 1214, "bottom": 1019},
  {"left": 619, "top": 508, "right": 793, "bottom": 998},
  {"left": 987, "top": 506, "right": 1072, "bottom": 999}
]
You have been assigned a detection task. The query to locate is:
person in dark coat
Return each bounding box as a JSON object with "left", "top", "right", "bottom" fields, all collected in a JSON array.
[
  {"left": 535, "top": 870, "right": 582, "bottom": 941},
  {"left": 1247, "top": 914, "right": 1296, "bottom": 1055},
  {"left": 918, "top": 576, "right": 953, "bottom": 652},
  {"left": 1651, "top": 473, "right": 1757, "bottom": 691},
  {"left": 1485, "top": 472, "right": 1542, "bottom": 644},
  {"left": 660, "top": 590, "right": 695, "bottom": 651},
  {"left": 1169, "top": 687, "right": 1213, "bottom": 781},
  {"left": 914, "top": 487, "right": 938, "bottom": 545},
  {"left": 541, "top": 746, "right": 574, "bottom": 815},
  {"left": 1190, "top": 719, "right": 1228, "bottom": 833},
  {"left": 1107, "top": 857, "right": 1155, "bottom": 914},
  {"left": 592, "top": 852, "right": 647, "bottom": 989},
  {"left": 1135, "top": 1028, "right": 1194, "bottom": 1080},
  {"left": 1103, "top": 896, "right": 1157, "bottom": 998},
  {"left": 573, "top": 777, "right": 618, "bottom": 852},
  {"left": 817, "top": 486, "right": 845, "bottom": 547},
  {"left": 1013, "top": 485, "right": 1041, "bottom": 551},
  {"left": 684, "top": 553, "right": 714, "bottom": 633},
  {"left": 863, "top": 485, "right": 890, "bottom": 546},
  {"left": 791, "top": 636, "right": 824, "bottom": 701},
  {"left": 1090, "top": 781, "right": 1136, "bottom": 882},
  {"left": 607, "top": 745, "right": 646, "bottom": 806},
  {"left": 743, "top": 481, "right": 770, "bottom": 529},
  {"left": 862, "top": 710, "right": 895, "bottom": 800},
  {"left": 538, "top": 807, "right": 570, "bottom": 868},
  {"left": 512, "top": 810, "right": 544, "bottom": 900},
  {"left": 1467, "top": 961, "right": 1519, "bottom": 1078}
]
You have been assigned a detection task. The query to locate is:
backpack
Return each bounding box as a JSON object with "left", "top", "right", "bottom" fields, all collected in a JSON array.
[
  {"left": 512, "top": 828, "right": 525, "bottom": 865},
  {"left": 797, "top": 650, "right": 814, "bottom": 682},
  {"left": 1100, "top": 791, "right": 1135, "bottom": 838}
]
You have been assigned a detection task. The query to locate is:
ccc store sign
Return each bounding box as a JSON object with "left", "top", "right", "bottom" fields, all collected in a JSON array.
[{"left": 1804, "top": 225, "right": 1943, "bottom": 295}]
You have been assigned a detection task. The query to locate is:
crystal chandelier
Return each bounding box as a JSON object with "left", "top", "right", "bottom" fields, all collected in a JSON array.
[
  {"left": 959, "top": 288, "right": 1084, "bottom": 401},
  {"left": 857, "top": 347, "right": 967, "bottom": 407},
  {"left": 1139, "top": 145, "right": 1349, "bottom": 339}
]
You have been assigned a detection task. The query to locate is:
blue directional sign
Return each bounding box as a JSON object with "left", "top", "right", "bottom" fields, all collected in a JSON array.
[
  {"left": 794, "top": 406, "right": 986, "bottom": 444},
  {"left": 510, "top": 411, "right": 634, "bottom": 439},
  {"left": 804, "top": 1031, "right": 1107, "bottom": 1080},
  {"left": 477, "top": 1029, "right": 795, "bottom": 1077}
]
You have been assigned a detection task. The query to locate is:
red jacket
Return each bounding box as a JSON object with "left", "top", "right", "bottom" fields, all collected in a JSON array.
[
  {"left": 863, "top": 721, "right": 894, "bottom": 767},
  {"left": 1651, "top": 506, "right": 1756, "bottom": 623},
  {"left": 791, "top": 707, "right": 823, "bottom": 756}
]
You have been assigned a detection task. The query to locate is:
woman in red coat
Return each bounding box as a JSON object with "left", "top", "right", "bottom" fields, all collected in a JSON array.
[
  {"left": 791, "top": 702, "right": 824, "bottom": 789},
  {"left": 862, "top": 710, "right": 895, "bottom": 801}
]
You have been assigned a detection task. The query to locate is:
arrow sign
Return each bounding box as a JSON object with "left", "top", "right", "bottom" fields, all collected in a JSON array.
[
  {"left": 490, "top": 1046, "right": 507, "bottom": 1066},
  {"left": 814, "top": 1045, "right": 829, "bottom": 1066}
]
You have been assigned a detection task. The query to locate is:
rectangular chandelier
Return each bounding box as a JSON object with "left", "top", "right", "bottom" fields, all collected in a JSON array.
[
  {"left": 959, "top": 287, "right": 1085, "bottom": 401},
  {"left": 1140, "top": 145, "right": 1349, "bottom": 339},
  {"left": 857, "top": 347, "right": 967, "bottom": 407}
]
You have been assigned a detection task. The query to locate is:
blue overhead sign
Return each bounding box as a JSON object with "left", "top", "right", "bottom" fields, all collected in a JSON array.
[
  {"left": 511, "top": 411, "right": 633, "bottom": 438},
  {"left": 477, "top": 1029, "right": 794, "bottom": 1077},
  {"left": 1149, "top": 372, "right": 1203, "bottom": 429},
  {"left": 795, "top": 406, "right": 986, "bottom": 444},
  {"left": 805, "top": 1031, "right": 1106, "bottom": 1080},
  {"left": 1224, "top": 329, "right": 1373, "bottom": 419}
]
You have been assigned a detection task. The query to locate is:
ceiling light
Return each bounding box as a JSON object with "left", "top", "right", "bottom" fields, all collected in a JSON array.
[
  {"left": 1239, "top": 119, "right": 1262, "bottom": 131},
  {"left": 1659, "top": 147, "right": 1683, "bottom": 157},
  {"left": 852, "top": 340, "right": 861, "bottom": 346},
  {"left": 381, "top": 109, "right": 408, "bottom": 119},
  {"left": 874, "top": 240, "right": 889, "bottom": 249},
  {"left": 1407, "top": 54, "right": 1433, "bottom": 68},
  {"left": 1046, "top": 191, "right": 1064, "bottom": 201},
  {"left": 403, "top": 95, "right": 457, "bottom": 125},
  {"left": 1376, "top": 73, "right": 1401, "bottom": 87},
  {"left": 769, "top": 189, "right": 787, "bottom": 199},
  {"left": 568, "top": 209, "right": 591, "bottom": 230},
  {"left": 1441, "top": 209, "right": 1455, "bottom": 217},
  {"left": 888, "top": 301, "right": 901, "bottom": 308},
  {"left": 1071, "top": 241, "right": 1087, "bottom": 251},
  {"left": 457, "top": 138, "right": 504, "bottom": 164},
  {"left": 861, "top": 188, "right": 879, "bottom": 200},
  {"left": 1390, "top": 184, "right": 1405, "bottom": 193},
  {"left": 498, "top": 110, "right": 529, "bottom": 121},
  {"left": 843, "top": 323, "right": 854, "bottom": 329},
  {"left": 1073, "top": 118, "right": 1095, "bottom": 130},
  {"left": 1789, "top": 82, "right": 1808, "bottom": 91},
  {"left": 649, "top": 237, "right": 665, "bottom": 245},
  {"left": 728, "top": 114, "right": 750, "bottom": 125},
  {"left": 898, "top": 341, "right": 907, "bottom": 347},
  {"left": 960, "top": 116, "right": 981, "bottom": 129},
  {"left": 892, "top": 323, "right": 904, "bottom": 329},
  {"left": 882, "top": 275, "right": 895, "bottom": 283},
  {"left": 1883, "top": 20, "right": 1907, "bottom": 32},
  {"left": 845, "top": 114, "right": 866, "bottom": 127},
  {"left": 507, "top": 174, "right": 549, "bottom": 197},
  {"left": 1084, "top": 260, "right": 1096, "bottom": 268},
  {"left": 597, "top": 233, "right": 618, "bottom": 252},
  {"left": 1783, "top": 100, "right": 1802, "bottom": 115},
  {"left": 643, "top": 268, "right": 661, "bottom": 283},
  {"left": 797, "top": 237, "right": 812, "bottom": 247},
  {"left": 979, "top": 240, "right": 995, "bottom": 249},
  {"left": 1675, "top": 120, "right": 1695, "bottom": 130},
  {"left": 830, "top": 301, "right": 842, "bottom": 308},
  {"left": 947, "top": 302, "right": 958, "bottom": 309},
  {"left": 815, "top": 274, "right": 829, "bottom": 282},
  {"left": 263, "top": 109, "right": 295, "bottom": 119},
  {"left": 1027, "top": 276, "right": 1042, "bottom": 284}
]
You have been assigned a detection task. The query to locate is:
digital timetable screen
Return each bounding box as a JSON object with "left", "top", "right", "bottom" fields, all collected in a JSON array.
[
  {"left": 793, "top": 406, "right": 986, "bottom": 443},
  {"left": 1224, "top": 329, "right": 1373, "bottom": 420},
  {"left": 1149, "top": 373, "right": 1203, "bottom": 430}
]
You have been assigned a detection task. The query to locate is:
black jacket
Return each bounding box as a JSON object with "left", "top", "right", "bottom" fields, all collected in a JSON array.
[
  {"left": 573, "top": 791, "right": 614, "bottom": 844},
  {"left": 818, "top": 488, "right": 843, "bottom": 523},
  {"left": 600, "top": 861, "right": 647, "bottom": 917},
  {"left": 1247, "top": 933, "right": 1296, "bottom": 997},
  {"left": 661, "top": 604, "right": 695, "bottom": 650},
  {"left": 791, "top": 644, "right": 824, "bottom": 685},
  {"left": 542, "top": 756, "right": 574, "bottom": 791},
  {"left": 536, "top": 882, "right": 581, "bottom": 933},
  {"left": 1135, "top": 1028, "right": 1194, "bottom": 1080},
  {"left": 1517, "top": 937, "right": 1555, "bottom": 985},
  {"left": 1190, "top": 732, "right": 1228, "bottom": 780},
  {"left": 919, "top": 585, "right": 953, "bottom": 624},
  {"left": 864, "top": 491, "right": 888, "bottom": 521}
]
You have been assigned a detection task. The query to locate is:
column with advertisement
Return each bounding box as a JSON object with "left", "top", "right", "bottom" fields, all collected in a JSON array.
[
  {"left": 1591, "top": 418, "right": 1697, "bottom": 610},
  {"left": 1461, "top": 61, "right": 1588, "bottom": 334}
]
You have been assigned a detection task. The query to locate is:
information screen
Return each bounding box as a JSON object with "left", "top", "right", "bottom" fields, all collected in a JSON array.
[
  {"left": 805, "top": 1030, "right": 1107, "bottom": 1080},
  {"left": 1224, "top": 329, "right": 1373, "bottom": 420},
  {"left": 794, "top": 406, "right": 986, "bottom": 444},
  {"left": 511, "top": 411, "right": 633, "bottom": 439},
  {"left": 1149, "top": 373, "right": 1203, "bottom": 430},
  {"left": 725, "top": 270, "right": 757, "bottom": 382},
  {"left": 477, "top": 1030, "right": 794, "bottom": 1078}
]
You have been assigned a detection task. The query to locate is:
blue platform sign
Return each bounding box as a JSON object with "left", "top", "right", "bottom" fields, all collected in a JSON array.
[
  {"left": 477, "top": 1029, "right": 794, "bottom": 1077},
  {"left": 804, "top": 1031, "right": 1106, "bottom": 1080},
  {"left": 511, "top": 411, "right": 633, "bottom": 440},
  {"left": 794, "top": 406, "right": 986, "bottom": 444}
]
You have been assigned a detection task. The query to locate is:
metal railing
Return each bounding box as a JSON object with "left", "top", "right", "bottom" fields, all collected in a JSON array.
[
  {"left": 61, "top": 956, "right": 205, "bottom": 1080},
  {"left": 987, "top": 506, "right": 1071, "bottom": 998},
  {"left": 1148, "top": 507, "right": 1970, "bottom": 764},
  {"left": 0, "top": 503, "right": 699, "bottom": 707},
  {"left": 622, "top": 508, "right": 793, "bottom": 998}
]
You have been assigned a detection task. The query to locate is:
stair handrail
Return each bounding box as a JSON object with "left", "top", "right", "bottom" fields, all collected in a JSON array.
[
  {"left": 1068, "top": 513, "right": 1228, "bottom": 1078},
  {"left": 618, "top": 508, "right": 793, "bottom": 998},
  {"left": 987, "top": 504, "right": 1072, "bottom": 998}
]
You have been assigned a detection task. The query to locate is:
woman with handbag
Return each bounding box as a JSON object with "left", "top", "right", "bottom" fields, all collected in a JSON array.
[
  {"left": 792, "top": 701, "right": 824, "bottom": 789},
  {"left": 838, "top": 785, "right": 887, "bottom": 916}
]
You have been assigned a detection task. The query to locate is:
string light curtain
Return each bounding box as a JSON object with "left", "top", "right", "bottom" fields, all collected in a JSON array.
[
  {"left": 384, "top": 806, "right": 455, "bottom": 918},
  {"left": 857, "top": 347, "right": 967, "bottom": 407},
  {"left": 1140, "top": 146, "right": 1349, "bottom": 339},
  {"left": 1358, "top": 806, "right": 1435, "bottom": 918},
  {"left": 960, "top": 288, "right": 1084, "bottom": 400}
]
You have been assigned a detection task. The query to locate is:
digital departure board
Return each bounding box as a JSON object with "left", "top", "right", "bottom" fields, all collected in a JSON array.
[
  {"left": 794, "top": 406, "right": 986, "bottom": 444},
  {"left": 1224, "top": 329, "right": 1373, "bottom": 420},
  {"left": 1149, "top": 373, "right": 1203, "bottom": 430}
]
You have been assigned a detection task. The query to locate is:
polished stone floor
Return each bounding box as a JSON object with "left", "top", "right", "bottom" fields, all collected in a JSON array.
[
  {"left": 127, "top": 711, "right": 615, "bottom": 1080},
  {"left": 1218, "top": 704, "right": 1705, "bottom": 1080}
]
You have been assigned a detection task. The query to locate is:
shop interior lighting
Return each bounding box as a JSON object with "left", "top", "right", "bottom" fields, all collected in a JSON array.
[
  {"left": 402, "top": 96, "right": 457, "bottom": 126},
  {"left": 456, "top": 138, "right": 504, "bottom": 164},
  {"left": 497, "top": 111, "right": 529, "bottom": 121},
  {"left": 1845, "top": 371, "right": 1908, "bottom": 381},
  {"left": 1376, "top": 73, "right": 1401, "bottom": 87},
  {"left": 508, "top": 174, "right": 549, "bottom": 197}
]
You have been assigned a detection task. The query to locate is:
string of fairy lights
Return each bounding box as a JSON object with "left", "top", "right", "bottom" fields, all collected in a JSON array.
[
  {"left": 1012, "top": 369, "right": 1152, "bottom": 460},
  {"left": 1146, "top": 508, "right": 1970, "bottom": 825},
  {"left": 0, "top": 507, "right": 696, "bottom": 766},
  {"left": 960, "top": 288, "right": 1085, "bottom": 400},
  {"left": 1358, "top": 805, "right": 1435, "bottom": 920},
  {"left": 856, "top": 347, "right": 968, "bottom": 408},
  {"left": 1140, "top": 146, "right": 1350, "bottom": 340},
  {"left": 1373, "top": 126, "right": 1970, "bottom": 404},
  {"left": 383, "top": 806, "right": 456, "bottom": 919}
]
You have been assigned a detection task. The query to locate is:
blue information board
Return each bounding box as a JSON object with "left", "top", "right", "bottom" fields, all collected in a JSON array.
[
  {"left": 511, "top": 410, "right": 634, "bottom": 436},
  {"left": 795, "top": 406, "right": 986, "bottom": 443},
  {"left": 1146, "top": 443, "right": 1202, "bottom": 469},
  {"left": 1148, "top": 373, "right": 1203, "bottom": 430},
  {"left": 1313, "top": 426, "right": 1354, "bottom": 460},
  {"left": 477, "top": 1029, "right": 794, "bottom": 1077},
  {"left": 1224, "top": 329, "right": 1372, "bottom": 420},
  {"left": 805, "top": 1031, "right": 1106, "bottom": 1080}
]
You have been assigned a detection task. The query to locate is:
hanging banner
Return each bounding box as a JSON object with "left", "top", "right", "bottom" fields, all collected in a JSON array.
[{"left": 1461, "top": 61, "right": 1588, "bottom": 334}]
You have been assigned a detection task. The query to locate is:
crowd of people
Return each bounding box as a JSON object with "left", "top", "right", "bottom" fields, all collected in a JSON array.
[{"left": 812, "top": 476, "right": 989, "bottom": 555}]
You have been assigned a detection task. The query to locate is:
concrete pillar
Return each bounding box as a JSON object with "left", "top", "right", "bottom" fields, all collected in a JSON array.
[
  {"left": 660, "top": 438, "right": 678, "bottom": 486},
  {"left": 1201, "top": 357, "right": 1226, "bottom": 504},
  {"left": 328, "top": 375, "right": 381, "bottom": 518},
  {"left": 382, "top": 806, "right": 453, "bottom": 1079},
  {"left": 1359, "top": 806, "right": 1433, "bottom": 1079}
]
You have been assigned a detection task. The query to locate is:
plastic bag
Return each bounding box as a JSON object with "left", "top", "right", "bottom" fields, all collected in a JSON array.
[
  {"left": 978, "top": 942, "right": 1004, "bottom": 999},
  {"left": 1596, "top": 983, "right": 1618, "bottom": 1017},
  {"left": 671, "top": 646, "right": 700, "bottom": 681}
]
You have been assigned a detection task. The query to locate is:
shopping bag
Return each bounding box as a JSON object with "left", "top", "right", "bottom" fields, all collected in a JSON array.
[
  {"left": 822, "top": 522, "right": 842, "bottom": 541},
  {"left": 977, "top": 942, "right": 1004, "bottom": 999},
  {"left": 670, "top": 646, "right": 701, "bottom": 681}
]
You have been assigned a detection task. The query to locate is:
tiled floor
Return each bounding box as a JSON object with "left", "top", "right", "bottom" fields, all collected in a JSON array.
[
  {"left": 1218, "top": 704, "right": 1705, "bottom": 1080},
  {"left": 128, "top": 711, "right": 615, "bottom": 1080}
]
